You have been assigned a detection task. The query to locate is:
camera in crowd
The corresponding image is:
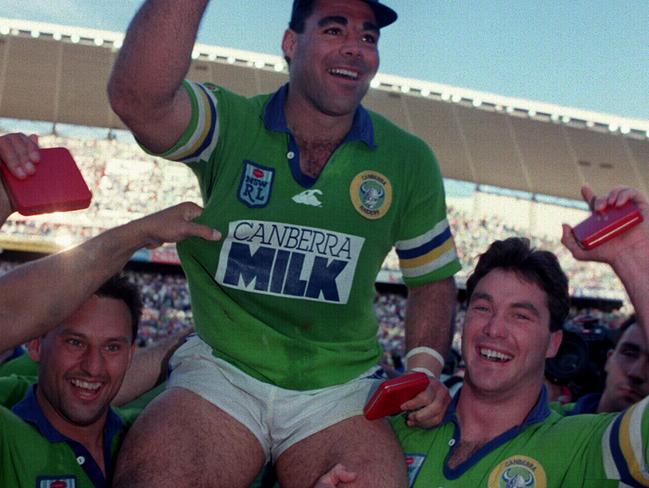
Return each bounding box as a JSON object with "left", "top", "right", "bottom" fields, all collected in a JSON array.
[{"left": 545, "top": 317, "right": 615, "bottom": 400}]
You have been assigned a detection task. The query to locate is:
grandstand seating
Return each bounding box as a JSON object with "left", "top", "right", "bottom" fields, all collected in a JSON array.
[{"left": 0, "top": 131, "right": 631, "bottom": 359}]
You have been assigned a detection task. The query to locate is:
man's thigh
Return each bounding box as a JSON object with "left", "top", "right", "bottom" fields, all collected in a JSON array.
[
  {"left": 276, "top": 415, "right": 407, "bottom": 488},
  {"left": 113, "top": 387, "right": 266, "bottom": 488}
]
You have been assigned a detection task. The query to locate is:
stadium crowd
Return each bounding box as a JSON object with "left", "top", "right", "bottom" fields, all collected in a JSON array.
[
  {"left": 0, "top": 132, "right": 628, "bottom": 303},
  {"left": 1, "top": 0, "right": 647, "bottom": 486}
]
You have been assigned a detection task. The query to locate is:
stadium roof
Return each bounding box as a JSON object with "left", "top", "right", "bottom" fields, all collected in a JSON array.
[{"left": 1, "top": 17, "right": 648, "bottom": 202}]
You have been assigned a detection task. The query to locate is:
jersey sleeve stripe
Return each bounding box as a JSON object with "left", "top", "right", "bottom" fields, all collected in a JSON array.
[
  {"left": 606, "top": 398, "right": 649, "bottom": 487},
  {"left": 400, "top": 247, "right": 458, "bottom": 279},
  {"left": 602, "top": 419, "right": 621, "bottom": 480},
  {"left": 399, "top": 237, "right": 456, "bottom": 270},
  {"left": 395, "top": 219, "right": 450, "bottom": 254},
  {"left": 620, "top": 397, "right": 649, "bottom": 485},
  {"left": 163, "top": 81, "right": 219, "bottom": 163},
  {"left": 396, "top": 226, "right": 453, "bottom": 261}
]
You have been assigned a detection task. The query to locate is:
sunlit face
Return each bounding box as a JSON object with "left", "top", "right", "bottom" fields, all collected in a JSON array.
[
  {"left": 29, "top": 295, "right": 134, "bottom": 430},
  {"left": 462, "top": 269, "right": 562, "bottom": 399},
  {"left": 282, "top": 0, "right": 380, "bottom": 117},
  {"left": 600, "top": 323, "right": 649, "bottom": 411}
]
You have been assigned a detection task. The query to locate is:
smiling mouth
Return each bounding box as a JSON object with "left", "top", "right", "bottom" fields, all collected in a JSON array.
[
  {"left": 328, "top": 68, "right": 359, "bottom": 80},
  {"left": 479, "top": 347, "right": 513, "bottom": 362},
  {"left": 70, "top": 378, "right": 102, "bottom": 393}
]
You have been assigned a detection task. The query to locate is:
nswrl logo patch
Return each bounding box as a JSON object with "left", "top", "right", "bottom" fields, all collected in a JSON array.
[
  {"left": 405, "top": 454, "right": 426, "bottom": 487},
  {"left": 238, "top": 160, "right": 275, "bottom": 208},
  {"left": 37, "top": 476, "right": 77, "bottom": 488}
]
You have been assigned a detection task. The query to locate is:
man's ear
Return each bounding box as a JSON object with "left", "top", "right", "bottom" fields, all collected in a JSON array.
[
  {"left": 27, "top": 337, "right": 43, "bottom": 362},
  {"left": 282, "top": 28, "right": 297, "bottom": 63},
  {"left": 546, "top": 330, "right": 563, "bottom": 359},
  {"left": 604, "top": 349, "right": 614, "bottom": 374}
]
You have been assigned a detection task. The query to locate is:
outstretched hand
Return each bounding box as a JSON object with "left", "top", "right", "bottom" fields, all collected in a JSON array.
[
  {"left": 561, "top": 185, "right": 649, "bottom": 267},
  {"left": 313, "top": 464, "right": 358, "bottom": 488},
  {"left": 134, "top": 202, "right": 221, "bottom": 248},
  {"left": 0, "top": 132, "right": 40, "bottom": 179}
]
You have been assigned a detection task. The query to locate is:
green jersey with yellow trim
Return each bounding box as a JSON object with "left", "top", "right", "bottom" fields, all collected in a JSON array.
[
  {"left": 152, "top": 82, "right": 460, "bottom": 390},
  {"left": 394, "top": 389, "right": 649, "bottom": 487}
]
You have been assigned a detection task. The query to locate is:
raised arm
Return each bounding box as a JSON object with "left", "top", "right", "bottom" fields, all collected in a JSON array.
[
  {"left": 562, "top": 185, "right": 649, "bottom": 331},
  {"left": 107, "top": 0, "right": 210, "bottom": 153},
  {"left": 0, "top": 203, "right": 220, "bottom": 352},
  {"left": 399, "top": 276, "right": 456, "bottom": 427}
]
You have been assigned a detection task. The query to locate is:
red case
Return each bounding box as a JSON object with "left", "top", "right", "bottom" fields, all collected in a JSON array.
[
  {"left": 363, "top": 372, "right": 430, "bottom": 420},
  {"left": 0, "top": 147, "right": 92, "bottom": 216},
  {"left": 572, "top": 201, "right": 644, "bottom": 250}
]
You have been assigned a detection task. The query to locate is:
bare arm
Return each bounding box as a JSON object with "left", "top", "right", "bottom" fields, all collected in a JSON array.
[
  {"left": 107, "top": 0, "right": 210, "bottom": 152},
  {"left": 0, "top": 203, "right": 220, "bottom": 352},
  {"left": 112, "top": 331, "right": 191, "bottom": 406},
  {"left": 400, "top": 276, "right": 456, "bottom": 427},
  {"left": 562, "top": 185, "right": 649, "bottom": 332}
]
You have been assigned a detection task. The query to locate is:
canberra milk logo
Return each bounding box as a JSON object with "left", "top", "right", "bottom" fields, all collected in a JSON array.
[{"left": 215, "top": 220, "right": 364, "bottom": 303}]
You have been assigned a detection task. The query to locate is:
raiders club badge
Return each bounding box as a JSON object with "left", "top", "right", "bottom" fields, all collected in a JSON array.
[{"left": 350, "top": 170, "right": 392, "bottom": 220}]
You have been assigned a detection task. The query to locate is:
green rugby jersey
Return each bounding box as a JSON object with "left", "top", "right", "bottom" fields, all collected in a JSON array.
[
  {"left": 394, "top": 388, "right": 649, "bottom": 487},
  {"left": 0, "top": 385, "right": 130, "bottom": 488},
  {"left": 0, "top": 352, "right": 39, "bottom": 377},
  {"left": 153, "top": 82, "right": 460, "bottom": 390},
  {"left": 0, "top": 373, "right": 33, "bottom": 409}
]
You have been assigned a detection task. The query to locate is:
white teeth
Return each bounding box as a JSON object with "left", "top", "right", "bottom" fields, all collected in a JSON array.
[
  {"left": 71, "top": 379, "right": 101, "bottom": 391},
  {"left": 479, "top": 348, "right": 512, "bottom": 362},
  {"left": 329, "top": 68, "right": 358, "bottom": 80}
]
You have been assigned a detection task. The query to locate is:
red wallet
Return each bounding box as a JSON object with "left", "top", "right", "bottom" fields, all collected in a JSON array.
[
  {"left": 0, "top": 147, "right": 92, "bottom": 216},
  {"left": 364, "top": 372, "right": 430, "bottom": 420}
]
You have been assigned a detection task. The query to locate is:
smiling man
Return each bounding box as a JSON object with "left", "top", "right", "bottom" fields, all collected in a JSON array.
[
  {"left": 392, "top": 185, "right": 649, "bottom": 487},
  {"left": 0, "top": 131, "right": 221, "bottom": 487},
  {"left": 0, "top": 277, "right": 139, "bottom": 488},
  {"left": 108, "top": 1, "right": 460, "bottom": 486}
]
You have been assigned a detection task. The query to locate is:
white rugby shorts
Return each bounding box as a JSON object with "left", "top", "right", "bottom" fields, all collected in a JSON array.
[{"left": 167, "top": 334, "right": 382, "bottom": 462}]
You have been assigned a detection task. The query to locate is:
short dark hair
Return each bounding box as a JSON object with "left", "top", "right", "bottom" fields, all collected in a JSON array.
[
  {"left": 465, "top": 237, "right": 569, "bottom": 332},
  {"left": 95, "top": 274, "right": 142, "bottom": 343},
  {"left": 289, "top": 0, "right": 317, "bottom": 33}
]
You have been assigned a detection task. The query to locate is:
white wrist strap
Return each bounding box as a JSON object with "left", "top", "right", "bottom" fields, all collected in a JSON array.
[
  {"left": 409, "top": 367, "right": 436, "bottom": 379},
  {"left": 405, "top": 347, "right": 445, "bottom": 369}
]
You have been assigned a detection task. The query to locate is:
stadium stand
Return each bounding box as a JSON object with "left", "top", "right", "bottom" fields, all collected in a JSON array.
[{"left": 0, "top": 129, "right": 631, "bottom": 366}]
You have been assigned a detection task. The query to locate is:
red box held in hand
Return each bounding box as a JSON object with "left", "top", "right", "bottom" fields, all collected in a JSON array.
[
  {"left": 364, "top": 372, "right": 430, "bottom": 420},
  {"left": 572, "top": 201, "right": 643, "bottom": 250},
  {"left": 0, "top": 147, "right": 92, "bottom": 216}
]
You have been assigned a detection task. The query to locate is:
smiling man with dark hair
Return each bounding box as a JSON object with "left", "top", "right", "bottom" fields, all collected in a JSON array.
[
  {"left": 389, "top": 186, "right": 649, "bottom": 487},
  {"left": 0, "top": 132, "right": 221, "bottom": 487},
  {"left": 108, "top": 0, "right": 461, "bottom": 486}
]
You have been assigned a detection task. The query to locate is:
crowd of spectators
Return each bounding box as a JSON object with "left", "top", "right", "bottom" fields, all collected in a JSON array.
[
  {"left": 0, "top": 132, "right": 627, "bottom": 303},
  {"left": 0, "top": 132, "right": 631, "bottom": 365}
]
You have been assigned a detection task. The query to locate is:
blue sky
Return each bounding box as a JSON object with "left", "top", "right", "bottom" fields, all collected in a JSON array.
[{"left": 0, "top": 0, "right": 647, "bottom": 120}]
